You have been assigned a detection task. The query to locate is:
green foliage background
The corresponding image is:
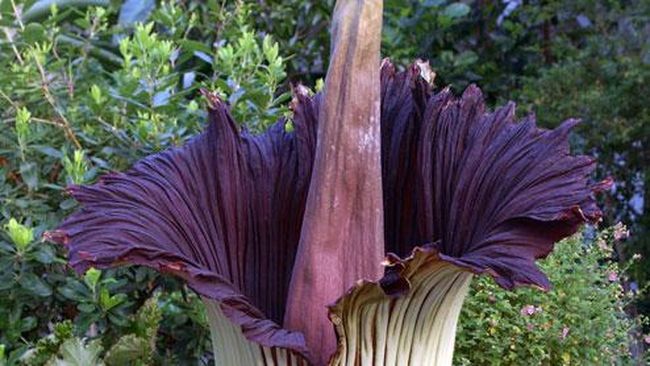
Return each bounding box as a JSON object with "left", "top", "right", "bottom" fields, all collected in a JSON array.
[
  {"left": 0, "top": 0, "right": 648, "bottom": 364},
  {"left": 455, "top": 227, "right": 646, "bottom": 365}
]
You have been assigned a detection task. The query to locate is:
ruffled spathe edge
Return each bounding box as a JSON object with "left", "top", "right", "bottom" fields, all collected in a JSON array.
[
  {"left": 45, "top": 92, "right": 316, "bottom": 362},
  {"left": 380, "top": 60, "right": 610, "bottom": 291}
]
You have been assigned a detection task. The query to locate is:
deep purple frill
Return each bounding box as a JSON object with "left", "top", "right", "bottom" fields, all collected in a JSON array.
[{"left": 46, "top": 61, "right": 607, "bottom": 361}]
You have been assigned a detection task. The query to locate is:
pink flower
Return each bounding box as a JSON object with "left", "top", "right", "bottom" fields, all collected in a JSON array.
[
  {"left": 520, "top": 305, "right": 536, "bottom": 316},
  {"left": 608, "top": 271, "right": 618, "bottom": 282},
  {"left": 561, "top": 326, "right": 570, "bottom": 340},
  {"left": 644, "top": 335, "right": 650, "bottom": 344},
  {"left": 613, "top": 223, "right": 629, "bottom": 241}
]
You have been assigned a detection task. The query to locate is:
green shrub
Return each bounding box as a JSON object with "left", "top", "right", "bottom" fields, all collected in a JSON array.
[
  {"left": 0, "top": 1, "right": 286, "bottom": 363},
  {"left": 455, "top": 226, "right": 646, "bottom": 365}
]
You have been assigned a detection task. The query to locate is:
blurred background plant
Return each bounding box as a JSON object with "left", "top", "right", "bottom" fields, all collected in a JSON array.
[
  {"left": 0, "top": 0, "right": 648, "bottom": 364},
  {"left": 455, "top": 226, "right": 648, "bottom": 365}
]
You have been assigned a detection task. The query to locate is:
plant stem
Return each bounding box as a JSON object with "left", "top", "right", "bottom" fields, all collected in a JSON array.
[
  {"left": 32, "top": 49, "right": 82, "bottom": 150},
  {"left": 12, "top": 0, "right": 81, "bottom": 150},
  {"left": 284, "top": 0, "right": 385, "bottom": 364}
]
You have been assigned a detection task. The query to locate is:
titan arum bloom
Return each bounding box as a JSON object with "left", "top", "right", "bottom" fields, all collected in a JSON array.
[{"left": 46, "top": 1, "right": 608, "bottom": 365}]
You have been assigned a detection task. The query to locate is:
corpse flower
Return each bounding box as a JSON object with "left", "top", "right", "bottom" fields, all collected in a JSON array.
[{"left": 45, "top": 1, "right": 608, "bottom": 365}]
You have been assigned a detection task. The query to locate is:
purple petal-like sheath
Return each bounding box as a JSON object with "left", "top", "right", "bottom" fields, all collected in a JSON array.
[
  {"left": 380, "top": 61, "right": 608, "bottom": 290},
  {"left": 47, "top": 61, "right": 607, "bottom": 363},
  {"left": 47, "top": 92, "right": 320, "bottom": 360}
]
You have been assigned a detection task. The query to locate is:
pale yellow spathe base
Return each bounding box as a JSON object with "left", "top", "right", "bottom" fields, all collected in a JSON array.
[
  {"left": 204, "top": 251, "right": 472, "bottom": 366},
  {"left": 329, "top": 253, "right": 472, "bottom": 366},
  {"left": 204, "top": 300, "right": 309, "bottom": 366}
]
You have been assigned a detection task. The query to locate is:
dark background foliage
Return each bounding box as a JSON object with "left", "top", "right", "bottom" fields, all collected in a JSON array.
[{"left": 0, "top": 0, "right": 648, "bottom": 364}]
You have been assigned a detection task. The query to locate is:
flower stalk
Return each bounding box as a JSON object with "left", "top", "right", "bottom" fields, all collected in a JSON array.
[{"left": 284, "top": 0, "right": 385, "bottom": 362}]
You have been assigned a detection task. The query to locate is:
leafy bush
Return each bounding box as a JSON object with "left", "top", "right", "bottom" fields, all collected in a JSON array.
[
  {"left": 455, "top": 226, "right": 647, "bottom": 365},
  {"left": 19, "top": 294, "right": 162, "bottom": 365},
  {"left": 0, "top": 0, "right": 286, "bottom": 363}
]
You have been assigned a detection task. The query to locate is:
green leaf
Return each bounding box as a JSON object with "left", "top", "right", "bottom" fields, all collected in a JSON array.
[
  {"left": 53, "top": 321, "right": 74, "bottom": 341},
  {"left": 20, "top": 316, "right": 37, "bottom": 333},
  {"left": 33, "top": 146, "right": 65, "bottom": 159},
  {"left": 107, "top": 313, "right": 129, "bottom": 327},
  {"left": 19, "top": 162, "right": 39, "bottom": 190},
  {"left": 0, "top": 0, "right": 12, "bottom": 15},
  {"left": 22, "top": 23, "right": 47, "bottom": 44},
  {"left": 58, "top": 280, "right": 90, "bottom": 302},
  {"left": 103, "top": 335, "right": 149, "bottom": 366},
  {"left": 133, "top": 294, "right": 162, "bottom": 341},
  {"left": 83, "top": 268, "right": 101, "bottom": 290},
  {"left": 4, "top": 218, "right": 33, "bottom": 251},
  {"left": 31, "top": 245, "right": 57, "bottom": 264},
  {"left": 0, "top": 271, "right": 14, "bottom": 291},
  {"left": 19, "top": 273, "right": 52, "bottom": 297},
  {"left": 455, "top": 50, "right": 479, "bottom": 67},
  {"left": 443, "top": 2, "right": 470, "bottom": 18},
  {"left": 76, "top": 303, "right": 96, "bottom": 313},
  {"left": 46, "top": 338, "right": 103, "bottom": 366},
  {"left": 284, "top": 121, "right": 295, "bottom": 133},
  {"left": 99, "top": 288, "right": 124, "bottom": 311}
]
